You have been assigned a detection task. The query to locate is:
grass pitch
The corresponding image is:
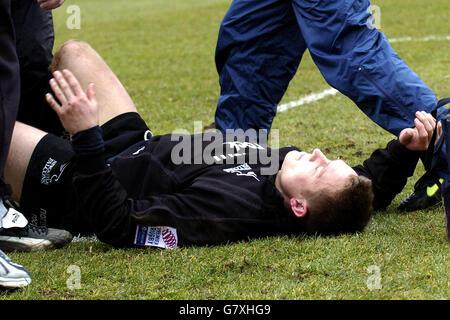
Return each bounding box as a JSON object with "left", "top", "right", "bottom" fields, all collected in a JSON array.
[{"left": 1, "top": 0, "right": 449, "bottom": 300}]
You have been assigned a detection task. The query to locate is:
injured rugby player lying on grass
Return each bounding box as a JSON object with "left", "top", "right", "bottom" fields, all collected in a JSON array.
[{"left": 1, "top": 40, "right": 442, "bottom": 250}]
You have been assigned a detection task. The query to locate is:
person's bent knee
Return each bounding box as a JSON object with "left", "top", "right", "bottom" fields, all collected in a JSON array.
[{"left": 50, "top": 39, "right": 91, "bottom": 72}]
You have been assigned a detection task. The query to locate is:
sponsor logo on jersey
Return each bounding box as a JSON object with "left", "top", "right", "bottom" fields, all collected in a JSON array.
[
  {"left": 223, "top": 163, "right": 260, "bottom": 181},
  {"left": 134, "top": 225, "right": 178, "bottom": 249},
  {"left": 161, "top": 228, "right": 177, "bottom": 249}
]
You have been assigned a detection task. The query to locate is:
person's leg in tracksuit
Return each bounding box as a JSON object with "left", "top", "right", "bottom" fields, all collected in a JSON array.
[
  {"left": 443, "top": 118, "right": 450, "bottom": 239},
  {"left": 215, "top": 0, "right": 446, "bottom": 137},
  {"left": 290, "top": 0, "right": 444, "bottom": 136},
  {"left": 215, "top": 0, "right": 307, "bottom": 137},
  {"left": 0, "top": 0, "right": 20, "bottom": 199},
  {"left": 11, "top": 0, "right": 64, "bottom": 136}
]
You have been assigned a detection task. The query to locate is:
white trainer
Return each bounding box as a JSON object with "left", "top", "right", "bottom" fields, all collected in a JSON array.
[{"left": 0, "top": 249, "right": 31, "bottom": 288}]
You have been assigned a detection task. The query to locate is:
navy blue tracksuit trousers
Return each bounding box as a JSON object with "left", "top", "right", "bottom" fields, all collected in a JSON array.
[
  {"left": 0, "top": 0, "right": 20, "bottom": 197},
  {"left": 215, "top": 0, "right": 443, "bottom": 137},
  {"left": 444, "top": 118, "right": 450, "bottom": 239}
]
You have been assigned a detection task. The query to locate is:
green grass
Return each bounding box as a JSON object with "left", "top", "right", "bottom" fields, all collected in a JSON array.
[{"left": 1, "top": 0, "right": 449, "bottom": 300}]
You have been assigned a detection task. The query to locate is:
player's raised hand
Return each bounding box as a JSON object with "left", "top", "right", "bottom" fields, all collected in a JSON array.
[
  {"left": 399, "top": 111, "right": 437, "bottom": 151},
  {"left": 46, "top": 69, "right": 99, "bottom": 135}
]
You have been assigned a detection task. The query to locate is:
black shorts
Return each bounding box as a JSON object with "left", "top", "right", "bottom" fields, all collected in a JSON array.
[{"left": 20, "top": 112, "right": 152, "bottom": 235}]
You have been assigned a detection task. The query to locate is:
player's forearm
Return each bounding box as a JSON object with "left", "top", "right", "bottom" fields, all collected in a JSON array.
[
  {"left": 72, "top": 163, "right": 137, "bottom": 247},
  {"left": 70, "top": 126, "right": 137, "bottom": 247},
  {"left": 353, "top": 139, "right": 422, "bottom": 210}
]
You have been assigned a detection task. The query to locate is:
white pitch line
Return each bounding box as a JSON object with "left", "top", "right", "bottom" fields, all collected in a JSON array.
[
  {"left": 277, "top": 35, "right": 449, "bottom": 113},
  {"left": 389, "top": 35, "right": 450, "bottom": 43},
  {"left": 277, "top": 88, "right": 338, "bottom": 113}
]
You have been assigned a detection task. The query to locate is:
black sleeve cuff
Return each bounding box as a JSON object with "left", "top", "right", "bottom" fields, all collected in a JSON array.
[
  {"left": 71, "top": 126, "right": 108, "bottom": 174},
  {"left": 389, "top": 139, "right": 424, "bottom": 163},
  {"left": 75, "top": 154, "right": 108, "bottom": 174},
  {"left": 71, "top": 126, "right": 105, "bottom": 156}
]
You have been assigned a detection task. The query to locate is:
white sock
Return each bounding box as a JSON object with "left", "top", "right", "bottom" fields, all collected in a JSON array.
[{"left": 0, "top": 199, "right": 7, "bottom": 229}]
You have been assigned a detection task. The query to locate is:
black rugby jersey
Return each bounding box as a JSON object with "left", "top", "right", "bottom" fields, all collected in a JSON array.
[{"left": 72, "top": 130, "right": 420, "bottom": 248}]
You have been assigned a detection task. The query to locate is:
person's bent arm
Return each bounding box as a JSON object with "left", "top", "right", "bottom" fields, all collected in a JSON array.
[
  {"left": 45, "top": 70, "right": 160, "bottom": 246},
  {"left": 45, "top": 70, "right": 256, "bottom": 247}
]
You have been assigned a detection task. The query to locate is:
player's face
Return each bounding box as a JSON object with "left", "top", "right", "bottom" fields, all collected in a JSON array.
[{"left": 279, "top": 149, "right": 357, "bottom": 197}]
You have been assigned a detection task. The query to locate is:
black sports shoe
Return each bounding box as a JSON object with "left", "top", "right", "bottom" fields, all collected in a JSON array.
[
  {"left": 0, "top": 197, "right": 73, "bottom": 251},
  {"left": 398, "top": 171, "right": 443, "bottom": 212},
  {"left": 0, "top": 225, "right": 73, "bottom": 252}
]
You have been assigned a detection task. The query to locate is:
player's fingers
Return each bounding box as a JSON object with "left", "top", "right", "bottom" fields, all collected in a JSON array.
[
  {"left": 45, "top": 93, "right": 62, "bottom": 114},
  {"left": 38, "top": 1, "right": 53, "bottom": 11},
  {"left": 49, "top": 78, "right": 68, "bottom": 106},
  {"left": 414, "top": 118, "right": 428, "bottom": 143},
  {"left": 53, "top": 70, "right": 74, "bottom": 101},
  {"left": 416, "top": 111, "right": 434, "bottom": 134},
  {"left": 399, "top": 128, "right": 414, "bottom": 145},
  {"left": 38, "top": 0, "right": 63, "bottom": 10},
  {"left": 415, "top": 112, "right": 435, "bottom": 145},
  {"left": 86, "top": 83, "right": 96, "bottom": 102},
  {"left": 436, "top": 121, "right": 443, "bottom": 145},
  {"left": 422, "top": 111, "right": 436, "bottom": 130},
  {"left": 62, "top": 69, "right": 84, "bottom": 97}
]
